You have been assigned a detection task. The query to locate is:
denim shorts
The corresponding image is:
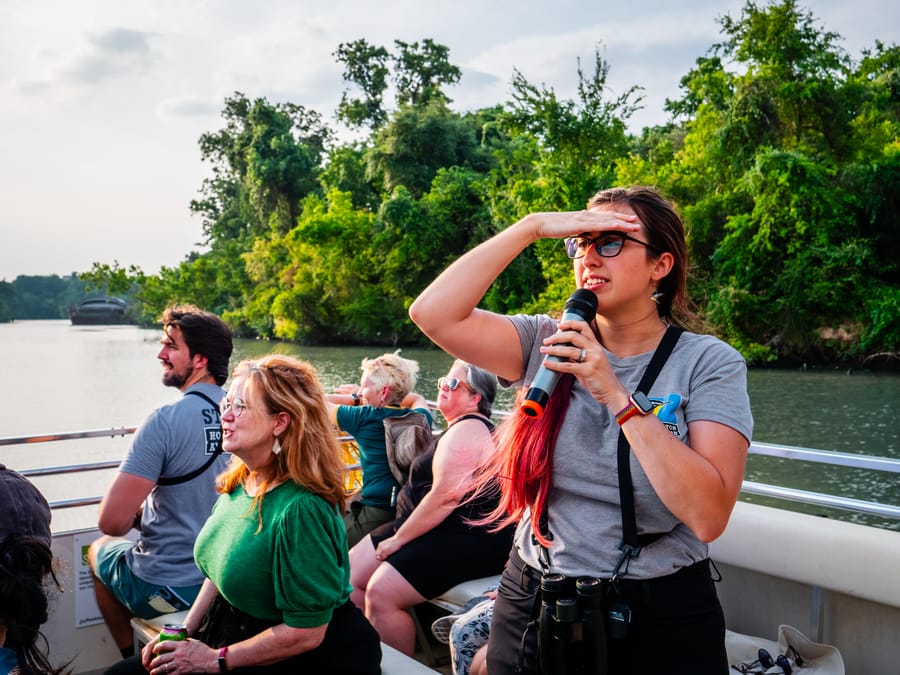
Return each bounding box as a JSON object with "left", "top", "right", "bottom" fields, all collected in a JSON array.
[{"left": 93, "top": 539, "right": 201, "bottom": 619}]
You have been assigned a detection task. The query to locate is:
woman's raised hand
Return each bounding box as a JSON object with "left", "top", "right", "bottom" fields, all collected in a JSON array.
[
  {"left": 530, "top": 209, "right": 639, "bottom": 240},
  {"left": 539, "top": 318, "right": 627, "bottom": 410}
]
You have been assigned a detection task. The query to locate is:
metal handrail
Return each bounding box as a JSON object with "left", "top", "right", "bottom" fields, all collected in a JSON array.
[
  {"left": 8, "top": 428, "right": 361, "bottom": 510},
  {"left": 7, "top": 428, "right": 899, "bottom": 520},
  {"left": 0, "top": 426, "right": 136, "bottom": 446},
  {"left": 741, "top": 481, "right": 900, "bottom": 519},
  {"left": 749, "top": 441, "right": 900, "bottom": 473},
  {"left": 21, "top": 461, "right": 121, "bottom": 477}
]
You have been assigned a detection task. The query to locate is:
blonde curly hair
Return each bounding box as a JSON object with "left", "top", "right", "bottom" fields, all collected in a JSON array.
[{"left": 360, "top": 350, "right": 419, "bottom": 405}]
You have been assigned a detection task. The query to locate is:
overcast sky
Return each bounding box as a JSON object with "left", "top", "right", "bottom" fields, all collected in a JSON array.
[{"left": 1, "top": 0, "right": 896, "bottom": 281}]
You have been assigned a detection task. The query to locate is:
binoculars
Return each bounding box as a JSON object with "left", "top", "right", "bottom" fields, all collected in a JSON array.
[{"left": 538, "top": 573, "right": 624, "bottom": 675}]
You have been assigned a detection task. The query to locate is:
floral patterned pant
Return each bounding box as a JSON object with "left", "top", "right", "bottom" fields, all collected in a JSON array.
[{"left": 449, "top": 584, "right": 498, "bottom": 675}]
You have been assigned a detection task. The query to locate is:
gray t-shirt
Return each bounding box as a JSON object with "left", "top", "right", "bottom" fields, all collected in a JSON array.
[
  {"left": 119, "top": 382, "right": 229, "bottom": 586},
  {"left": 504, "top": 313, "right": 753, "bottom": 579}
]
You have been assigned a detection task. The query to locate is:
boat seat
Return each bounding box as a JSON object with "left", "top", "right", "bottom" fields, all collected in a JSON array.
[
  {"left": 382, "top": 642, "right": 442, "bottom": 674},
  {"left": 132, "top": 611, "right": 440, "bottom": 673},
  {"left": 408, "top": 574, "right": 502, "bottom": 667},
  {"left": 429, "top": 575, "right": 500, "bottom": 614}
]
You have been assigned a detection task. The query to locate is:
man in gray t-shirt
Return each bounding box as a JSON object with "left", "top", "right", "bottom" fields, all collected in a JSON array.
[{"left": 87, "top": 305, "right": 233, "bottom": 659}]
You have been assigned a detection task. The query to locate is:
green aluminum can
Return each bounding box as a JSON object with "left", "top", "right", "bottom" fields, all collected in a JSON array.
[{"left": 158, "top": 624, "right": 188, "bottom": 642}]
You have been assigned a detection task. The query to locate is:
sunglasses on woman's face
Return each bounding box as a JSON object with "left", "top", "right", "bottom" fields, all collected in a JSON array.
[
  {"left": 564, "top": 232, "right": 658, "bottom": 259},
  {"left": 438, "top": 377, "right": 475, "bottom": 393}
]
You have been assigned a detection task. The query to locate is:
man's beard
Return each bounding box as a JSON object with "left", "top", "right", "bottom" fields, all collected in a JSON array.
[{"left": 162, "top": 363, "right": 194, "bottom": 389}]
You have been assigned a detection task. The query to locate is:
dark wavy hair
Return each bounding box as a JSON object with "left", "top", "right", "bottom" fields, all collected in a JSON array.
[
  {"left": 0, "top": 535, "right": 70, "bottom": 675},
  {"left": 161, "top": 305, "right": 234, "bottom": 386},
  {"left": 587, "top": 186, "right": 693, "bottom": 325}
]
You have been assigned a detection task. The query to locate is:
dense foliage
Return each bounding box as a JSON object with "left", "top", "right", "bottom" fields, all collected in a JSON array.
[
  {"left": 2, "top": 264, "right": 142, "bottom": 322},
  {"left": 12, "top": 1, "right": 895, "bottom": 367},
  {"left": 4, "top": 275, "right": 88, "bottom": 320}
]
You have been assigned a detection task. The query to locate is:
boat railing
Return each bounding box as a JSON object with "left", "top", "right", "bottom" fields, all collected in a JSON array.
[
  {"left": 1, "top": 426, "right": 360, "bottom": 511},
  {"left": 3, "top": 425, "right": 899, "bottom": 522}
]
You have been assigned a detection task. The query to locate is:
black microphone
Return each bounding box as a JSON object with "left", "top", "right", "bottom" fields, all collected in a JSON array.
[{"left": 521, "top": 289, "right": 598, "bottom": 418}]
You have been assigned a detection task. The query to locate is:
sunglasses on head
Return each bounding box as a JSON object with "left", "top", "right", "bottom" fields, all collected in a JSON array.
[{"left": 438, "top": 377, "right": 475, "bottom": 393}]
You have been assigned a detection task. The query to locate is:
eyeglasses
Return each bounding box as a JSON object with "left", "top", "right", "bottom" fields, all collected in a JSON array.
[
  {"left": 219, "top": 397, "right": 250, "bottom": 418},
  {"left": 733, "top": 647, "right": 802, "bottom": 674},
  {"left": 438, "top": 377, "right": 475, "bottom": 394},
  {"left": 760, "top": 647, "right": 802, "bottom": 674},
  {"left": 564, "top": 232, "right": 658, "bottom": 259}
]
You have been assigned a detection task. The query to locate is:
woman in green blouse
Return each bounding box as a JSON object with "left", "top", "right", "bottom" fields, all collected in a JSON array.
[{"left": 135, "top": 355, "right": 381, "bottom": 675}]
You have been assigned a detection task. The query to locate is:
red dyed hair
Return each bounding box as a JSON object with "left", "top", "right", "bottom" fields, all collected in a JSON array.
[{"left": 474, "top": 377, "right": 575, "bottom": 548}]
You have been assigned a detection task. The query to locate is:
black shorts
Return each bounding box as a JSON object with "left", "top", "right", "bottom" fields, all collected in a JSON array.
[
  {"left": 369, "top": 520, "right": 512, "bottom": 599},
  {"left": 486, "top": 548, "right": 727, "bottom": 675}
]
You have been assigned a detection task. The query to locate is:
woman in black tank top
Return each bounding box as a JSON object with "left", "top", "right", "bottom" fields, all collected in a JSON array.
[{"left": 347, "top": 361, "right": 515, "bottom": 657}]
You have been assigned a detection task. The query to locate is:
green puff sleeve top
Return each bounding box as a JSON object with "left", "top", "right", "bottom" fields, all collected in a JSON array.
[{"left": 195, "top": 481, "right": 351, "bottom": 628}]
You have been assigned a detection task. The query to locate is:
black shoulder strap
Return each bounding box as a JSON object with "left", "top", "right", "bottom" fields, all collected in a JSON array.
[
  {"left": 157, "top": 389, "right": 224, "bottom": 487},
  {"left": 182, "top": 389, "right": 221, "bottom": 408},
  {"left": 615, "top": 325, "right": 684, "bottom": 574},
  {"left": 451, "top": 413, "right": 495, "bottom": 432}
]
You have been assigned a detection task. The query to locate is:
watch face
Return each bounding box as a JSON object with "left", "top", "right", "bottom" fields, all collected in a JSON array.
[{"left": 631, "top": 391, "right": 654, "bottom": 414}]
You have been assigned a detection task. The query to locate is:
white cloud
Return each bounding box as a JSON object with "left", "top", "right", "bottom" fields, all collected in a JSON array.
[{"left": 0, "top": 0, "right": 896, "bottom": 280}]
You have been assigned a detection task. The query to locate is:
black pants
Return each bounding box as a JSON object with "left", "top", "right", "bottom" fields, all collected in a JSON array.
[
  {"left": 105, "top": 597, "right": 381, "bottom": 675},
  {"left": 486, "top": 548, "right": 728, "bottom": 675}
]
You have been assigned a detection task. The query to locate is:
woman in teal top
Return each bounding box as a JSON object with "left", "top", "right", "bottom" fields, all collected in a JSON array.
[
  {"left": 135, "top": 355, "right": 380, "bottom": 675},
  {"left": 326, "top": 351, "right": 431, "bottom": 547}
]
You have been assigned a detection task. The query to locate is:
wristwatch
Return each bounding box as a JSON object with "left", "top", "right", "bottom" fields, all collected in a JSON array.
[
  {"left": 217, "top": 646, "right": 229, "bottom": 672},
  {"left": 351, "top": 393, "right": 361, "bottom": 406},
  {"left": 615, "top": 391, "right": 655, "bottom": 426}
]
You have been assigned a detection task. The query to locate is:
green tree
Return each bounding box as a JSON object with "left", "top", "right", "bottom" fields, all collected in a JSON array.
[
  {"left": 136, "top": 252, "right": 249, "bottom": 328},
  {"left": 334, "top": 39, "right": 391, "bottom": 129},
  {"left": 192, "top": 92, "right": 332, "bottom": 243},
  {"left": 392, "top": 39, "right": 461, "bottom": 107},
  {"left": 653, "top": 0, "right": 897, "bottom": 362},
  {"left": 12, "top": 275, "right": 87, "bottom": 319},
  {"left": 334, "top": 38, "right": 461, "bottom": 130},
  {"left": 714, "top": 0, "right": 852, "bottom": 160},
  {"left": 121, "top": 21, "right": 898, "bottom": 365},
  {"left": 501, "top": 46, "right": 640, "bottom": 208},
  {"left": 269, "top": 190, "right": 386, "bottom": 343},
  {"left": 0, "top": 281, "right": 14, "bottom": 322},
  {"left": 319, "top": 144, "right": 381, "bottom": 210},
  {"left": 484, "top": 46, "right": 641, "bottom": 309},
  {"left": 80, "top": 261, "right": 144, "bottom": 296},
  {"left": 366, "top": 101, "right": 488, "bottom": 197}
]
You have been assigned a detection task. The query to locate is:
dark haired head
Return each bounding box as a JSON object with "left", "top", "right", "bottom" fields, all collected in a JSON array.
[
  {"left": 587, "top": 186, "right": 690, "bottom": 324},
  {"left": 455, "top": 360, "right": 497, "bottom": 418},
  {"left": 0, "top": 534, "right": 69, "bottom": 675},
  {"left": 0, "top": 464, "right": 51, "bottom": 548},
  {"left": 161, "top": 305, "right": 233, "bottom": 386}
]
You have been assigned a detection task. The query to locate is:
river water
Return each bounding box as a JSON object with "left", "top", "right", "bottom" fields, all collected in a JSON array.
[{"left": 2, "top": 321, "right": 898, "bottom": 531}]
